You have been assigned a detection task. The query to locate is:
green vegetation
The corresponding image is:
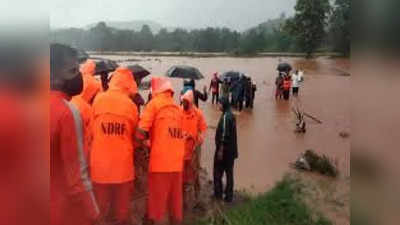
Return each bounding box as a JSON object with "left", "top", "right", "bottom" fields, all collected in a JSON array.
[
  {"left": 51, "top": 0, "right": 350, "bottom": 57},
  {"left": 302, "top": 150, "right": 338, "bottom": 177},
  {"left": 284, "top": 0, "right": 331, "bottom": 58},
  {"left": 329, "top": 0, "right": 351, "bottom": 56},
  {"left": 194, "top": 176, "right": 331, "bottom": 225}
]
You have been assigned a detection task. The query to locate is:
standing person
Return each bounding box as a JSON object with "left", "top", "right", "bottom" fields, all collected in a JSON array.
[
  {"left": 250, "top": 80, "right": 257, "bottom": 108},
  {"left": 209, "top": 72, "right": 221, "bottom": 104},
  {"left": 71, "top": 60, "right": 101, "bottom": 163},
  {"left": 236, "top": 75, "right": 246, "bottom": 112},
  {"left": 229, "top": 79, "right": 239, "bottom": 108},
  {"left": 192, "top": 79, "right": 208, "bottom": 108},
  {"left": 213, "top": 97, "right": 238, "bottom": 203},
  {"left": 282, "top": 75, "right": 292, "bottom": 101},
  {"left": 50, "top": 43, "right": 99, "bottom": 225},
  {"left": 181, "top": 79, "right": 208, "bottom": 108},
  {"left": 181, "top": 79, "right": 194, "bottom": 96},
  {"left": 181, "top": 90, "right": 207, "bottom": 210},
  {"left": 275, "top": 73, "right": 284, "bottom": 100},
  {"left": 244, "top": 77, "right": 252, "bottom": 108},
  {"left": 136, "top": 77, "right": 185, "bottom": 225},
  {"left": 90, "top": 67, "right": 139, "bottom": 225},
  {"left": 79, "top": 59, "right": 102, "bottom": 92},
  {"left": 220, "top": 78, "right": 230, "bottom": 100},
  {"left": 291, "top": 70, "right": 303, "bottom": 97}
]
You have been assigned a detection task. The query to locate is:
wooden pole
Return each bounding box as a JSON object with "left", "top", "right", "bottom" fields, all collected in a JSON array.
[{"left": 303, "top": 112, "right": 323, "bottom": 124}]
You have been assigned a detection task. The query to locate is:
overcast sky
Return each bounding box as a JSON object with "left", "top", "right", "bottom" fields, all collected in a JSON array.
[{"left": 49, "top": 0, "right": 296, "bottom": 31}]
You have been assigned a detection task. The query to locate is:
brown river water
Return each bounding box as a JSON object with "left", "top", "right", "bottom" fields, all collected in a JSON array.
[{"left": 93, "top": 55, "right": 351, "bottom": 224}]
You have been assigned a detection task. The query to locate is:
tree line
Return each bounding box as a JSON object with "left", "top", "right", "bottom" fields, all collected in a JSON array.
[{"left": 51, "top": 0, "right": 350, "bottom": 56}]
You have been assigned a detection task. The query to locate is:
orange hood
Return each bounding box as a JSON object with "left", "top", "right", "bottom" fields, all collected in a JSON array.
[
  {"left": 108, "top": 67, "right": 138, "bottom": 95},
  {"left": 81, "top": 75, "right": 101, "bottom": 103},
  {"left": 80, "top": 59, "right": 96, "bottom": 76},
  {"left": 181, "top": 90, "right": 194, "bottom": 105},
  {"left": 151, "top": 76, "right": 173, "bottom": 95}
]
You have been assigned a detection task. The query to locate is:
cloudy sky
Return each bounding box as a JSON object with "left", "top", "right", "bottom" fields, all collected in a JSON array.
[{"left": 49, "top": 0, "right": 296, "bottom": 31}]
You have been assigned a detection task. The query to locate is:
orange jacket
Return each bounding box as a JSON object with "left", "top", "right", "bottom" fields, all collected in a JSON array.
[
  {"left": 138, "top": 77, "right": 185, "bottom": 172},
  {"left": 182, "top": 107, "right": 207, "bottom": 160},
  {"left": 90, "top": 67, "right": 139, "bottom": 183},
  {"left": 71, "top": 96, "right": 94, "bottom": 160},
  {"left": 71, "top": 73, "right": 101, "bottom": 158},
  {"left": 80, "top": 60, "right": 96, "bottom": 76},
  {"left": 80, "top": 59, "right": 102, "bottom": 96},
  {"left": 181, "top": 90, "right": 207, "bottom": 160}
]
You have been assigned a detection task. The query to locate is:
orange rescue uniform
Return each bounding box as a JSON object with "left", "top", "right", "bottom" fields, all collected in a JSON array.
[
  {"left": 91, "top": 67, "right": 138, "bottom": 183},
  {"left": 71, "top": 64, "right": 101, "bottom": 159},
  {"left": 90, "top": 67, "right": 138, "bottom": 224},
  {"left": 181, "top": 90, "right": 207, "bottom": 159},
  {"left": 137, "top": 77, "right": 185, "bottom": 223},
  {"left": 139, "top": 93, "right": 185, "bottom": 172}
]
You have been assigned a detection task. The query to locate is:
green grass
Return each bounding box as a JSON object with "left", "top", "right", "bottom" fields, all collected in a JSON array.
[{"left": 195, "top": 176, "right": 332, "bottom": 225}]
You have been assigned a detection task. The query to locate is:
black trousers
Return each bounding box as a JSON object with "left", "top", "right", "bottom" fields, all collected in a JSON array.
[
  {"left": 213, "top": 158, "right": 235, "bottom": 201},
  {"left": 238, "top": 100, "right": 244, "bottom": 111},
  {"left": 212, "top": 92, "right": 219, "bottom": 104},
  {"left": 292, "top": 87, "right": 299, "bottom": 96},
  {"left": 245, "top": 96, "right": 251, "bottom": 108},
  {"left": 283, "top": 90, "right": 290, "bottom": 100}
]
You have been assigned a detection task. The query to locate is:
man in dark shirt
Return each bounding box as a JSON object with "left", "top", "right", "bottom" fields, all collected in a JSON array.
[
  {"left": 182, "top": 79, "right": 208, "bottom": 107},
  {"left": 213, "top": 97, "right": 238, "bottom": 203}
]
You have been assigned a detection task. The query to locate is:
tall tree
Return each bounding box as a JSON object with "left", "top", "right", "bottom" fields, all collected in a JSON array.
[
  {"left": 329, "top": 0, "right": 350, "bottom": 56},
  {"left": 285, "top": 0, "right": 331, "bottom": 57},
  {"left": 88, "top": 22, "right": 113, "bottom": 51},
  {"left": 139, "top": 25, "right": 154, "bottom": 51}
]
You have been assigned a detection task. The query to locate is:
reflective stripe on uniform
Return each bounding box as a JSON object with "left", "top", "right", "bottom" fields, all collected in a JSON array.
[
  {"left": 222, "top": 113, "right": 227, "bottom": 142},
  {"left": 64, "top": 100, "right": 100, "bottom": 215}
]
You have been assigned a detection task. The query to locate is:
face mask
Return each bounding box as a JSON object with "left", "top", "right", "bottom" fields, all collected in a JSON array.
[{"left": 64, "top": 72, "right": 83, "bottom": 97}]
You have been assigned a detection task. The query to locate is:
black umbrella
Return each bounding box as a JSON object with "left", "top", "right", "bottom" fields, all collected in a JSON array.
[
  {"left": 127, "top": 64, "right": 150, "bottom": 80},
  {"left": 166, "top": 65, "right": 204, "bottom": 80},
  {"left": 220, "top": 71, "right": 242, "bottom": 82},
  {"left": 277, "top": 62, "right": 292, "bottom": 73},
  {"left": 95, "top": 59, "right": 118, "bottom": 74},
  {"left": 77, "top": 49, "right": 89, "bottom": 63},
  {"left": 139, "top": 76, "right": 151, "bottom": 91},
  {"left": 107, "top": 60, "right": 119, "bottom": 71}
]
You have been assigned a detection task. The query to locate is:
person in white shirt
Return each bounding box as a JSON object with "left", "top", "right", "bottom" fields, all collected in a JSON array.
[{"left": 291, "top": 70, "right": 303, "bottom": 97}]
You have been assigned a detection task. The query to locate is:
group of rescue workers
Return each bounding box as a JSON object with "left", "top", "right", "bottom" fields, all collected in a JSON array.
[
  {"left": 275, "top": 70, "right": 304, "bottom": 101},
  {"left": 50, "top": 43, "right": 238, "bottom": 225}
]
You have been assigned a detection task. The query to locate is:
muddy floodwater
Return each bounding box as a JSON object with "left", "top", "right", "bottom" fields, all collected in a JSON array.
[
  {"left": 93, "top": 55, "right": 350, "bottom": 190},
  {"left": 93, "top": 55, "right": 350, "bottom": 224},
  {"left": 93, "top": 55, "right": 350, "bottom": 189}
]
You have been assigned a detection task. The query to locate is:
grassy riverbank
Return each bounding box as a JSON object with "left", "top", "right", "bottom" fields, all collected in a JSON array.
[{"left": 192, "top": 176, "right": 332, "bottom": 225}]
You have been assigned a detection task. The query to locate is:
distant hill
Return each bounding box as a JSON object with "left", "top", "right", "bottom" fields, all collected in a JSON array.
[
  {"left": 85, "top": 20, "right": 166, "bottom": 33},
  {"left": 246, "top": 17, "right": 287, "bottom": 34}
]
